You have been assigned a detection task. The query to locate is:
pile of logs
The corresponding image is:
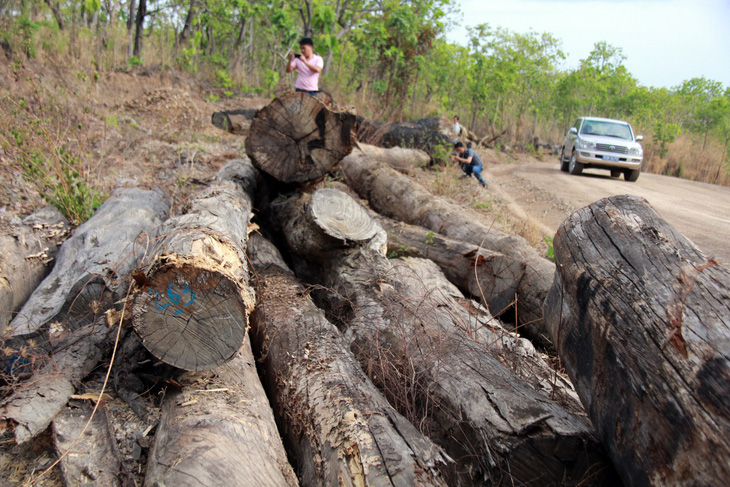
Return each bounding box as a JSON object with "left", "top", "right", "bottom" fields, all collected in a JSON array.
[{"left": 2, "top": 92, "right": 728, "bottom": 486}]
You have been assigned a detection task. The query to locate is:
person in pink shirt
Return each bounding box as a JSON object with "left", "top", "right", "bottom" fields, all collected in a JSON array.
[{"left": 286, "top": 37, "right": 323, "bottom": 97}]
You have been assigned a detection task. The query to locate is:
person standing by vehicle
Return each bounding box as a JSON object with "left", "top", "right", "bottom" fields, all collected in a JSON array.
[
  {"left": 286, "top": 37, "right": 323, "bottom": 97},
  {"left": 452, "top": 141, "right": 487, "bottom": 188}
]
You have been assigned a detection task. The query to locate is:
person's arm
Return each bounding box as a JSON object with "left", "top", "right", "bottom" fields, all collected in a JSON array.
[
  {"left": 286, "top": 53, "right": 297, "bottom": 73},
  {"left": 300, "top": 55, "right": 323, "bottom": 73},
  {"left": 454, "top": 154, "right": 473, "bottom": 164}
]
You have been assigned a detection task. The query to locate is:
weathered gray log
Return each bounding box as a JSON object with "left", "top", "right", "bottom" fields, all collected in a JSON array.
[
  {"left": 0, "top": 206, "right": 69, "bottom": 335},
  {"left": 144, "top": 339, "right": 298, "bottom": 487},
  {"left": 270, "top": 188, "right": 617, "bottom": 486},
  {"left": 132, "top": 159, "right": 257, "bottom": 371},
  {"left": 544, "top": 194, "right": 730, "bottom": 487},
  {"left": 211, "top": 108, "right": 258, "bottom": 135},
  {"left": 340, "top": 148, "right": 555, "bottom": 348},
  {"left": 245, "top": 92, "right": 357, "bottom": 183},
  {"left": 0, "top": 321, "right": 116, "bottom": 444},
  {"left": 2, "top": 188, "right": 170, "bottom": 365},
  {"left": 52, "top": 401, "right": 124, "bottom": 486},
  {"left": 247, "top": 232, "right": 450, "bottom": 486},
  {"left": 375, "top": 214, "right": 526, "bottom": 318}
]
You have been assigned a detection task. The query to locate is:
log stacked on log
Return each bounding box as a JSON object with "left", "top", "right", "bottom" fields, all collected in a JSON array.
[
  {"left": 132, "top": 159, "right": 257, "bottom": 371},
  {"left": 269, "top": 187, "right": 616, "bottom": 485},
  {"left": 357, "top": 116, "right": 453, "bottom": 160},
  {"left": 544, "top": 194, "right": 730, "bottom": 486},
  {"left": 248, "top": 232, "right": 450, "bottom": 486},
  {"left": 1, "top": 188, "right": 170, "bottom": 370},
  {"left": 0, "top": 206, "right": 68, "bottom": 335},
  {"left": 245, "top": 92, "right": 357, "bottom": 183},
  {"left": 211, "top": 108, "right": 258, "bottom": 135},
  {"left": 340, "top": 146, "right": 555, "bottom": 348}
]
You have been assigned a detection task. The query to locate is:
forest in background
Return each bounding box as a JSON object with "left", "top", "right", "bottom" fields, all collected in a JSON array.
[{"left": 1, "top": 0, "right": 729, "bottom": 192}]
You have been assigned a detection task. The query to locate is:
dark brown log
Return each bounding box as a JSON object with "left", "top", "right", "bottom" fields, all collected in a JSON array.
[
  {"left": 0, "top": 206, "right": 69, "bottom": 335},
  {"left": 375, "top": 215, "right": 526, "bottom": 317},
  {"left": 247, "top": 233, "right": 450, "bottom": 486},
  {"left": 0, "top": 321, "right": 116, "bottom": 444},
  {"left": 1, "top": 188, "right": 170, "bottom": 366},
  {"left": 340, "top": 148, "right": 555, "bottom": 348},
  {"left": 52, "top": 401, "right": 124, "bottom": 486},
  {"left": 270, "top": 188, "right": 617, "bottom": 486},
  {"left": 245, "top": 92, "right": 356, "bottom": 183},
  {"left": 356, "top": 116, "right": 452, "bottom": 161},
  {"left": 144, "top": 339, "right": 298, "bottom": 487},
  {"left": 544, "top": 194, "right": 730, "bottom": 487},
  {"left": 211, "top": 108, "right": 258, "bottom": 135},
  {"left": 132, "top": 160, "right": 257, "bottom": 372}
]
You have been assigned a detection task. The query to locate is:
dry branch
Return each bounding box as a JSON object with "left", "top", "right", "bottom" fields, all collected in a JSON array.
[{"left": 544, "top": 194, "right": 730, "bottom": 486}]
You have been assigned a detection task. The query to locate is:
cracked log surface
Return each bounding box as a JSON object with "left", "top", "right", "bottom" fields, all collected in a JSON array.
[
  {"left": 0, "top": 206, "right": 68, "bottom": 335},
  {"left": 375, "top": 214, "right": 526, "bottom": 319},
  {"left": 132, "top": 160, "right": 257, "bottom": 371},
  {"left": 144, "top": 338, "right": 298, "bottom": 487},
  {"left": 248, "top": 232, "right": 450, "bottom": 486},
  {"left": 270, "top": 187, "right": 617, "bottom": 486},
  {"left": 1, "top": 188, "right": 170, "bottom": 366},
  {"left": 544, "top": 194, "right": 730, "bottom": 487},
  {"left": 245, "top": 92, "right": 356, "bottom": 183},
  {"left": 340, "top": 148, "right": 555, "bottom": 348}
]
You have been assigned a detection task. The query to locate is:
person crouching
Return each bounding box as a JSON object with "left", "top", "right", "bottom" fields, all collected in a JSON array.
[{"left": 451, "top": 141, "right": 487, "bottom": 188}]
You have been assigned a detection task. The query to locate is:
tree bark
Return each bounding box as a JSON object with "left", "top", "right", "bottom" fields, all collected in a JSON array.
[
  {"left": 0, "top": 321, "right": 116, "bottom": 444},
  {"left": 356, "top": 116, "right": 452, "bottom": 161},
  {"left": 43, "top": 0, "right": 65, "bottom": 30},
  {"left": 544, "top": 194, "right": 730, "bottom": 487},
  {"left": 132, "top": 160, "right": 257, "bottom": 372},
  {"left": 355, "top": 142, "right": 430, "bottom": 174},
  {"left": 245, "top": 92, "right": 357, "bottom": 184},
  {"left": 0, "top": 206, "right": 69, "bottom": 335},
  {"left": 247, "top": 232, "right": 450, "bottom": 486},
  {"left": 133, "top": 0, "right": 146, "bottom": 58},
  {"left": 375, "top": 215, "right": 526, "bottom": 318},
  {"left": 144, "top": 339, "right": 298, "bottom": 487},
  {"left": 52, "top": 401, "right": 124, "bottom": 486},
  {"left": 269, "top": 188, "right": 616, "bottom": 486},
  {"left": 2, "top": 188, "right": 170, "bottom": 357},
  {"left": 340, "top": 148, "right": 555, "bottom": 348},
  {"left": 211, "top": 108, "right": 258, "bottom": 135}
]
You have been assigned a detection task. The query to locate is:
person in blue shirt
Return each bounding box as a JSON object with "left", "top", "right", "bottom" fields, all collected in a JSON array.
[{"left": 452, "top": 141, "right": 487, "bottom": 188}]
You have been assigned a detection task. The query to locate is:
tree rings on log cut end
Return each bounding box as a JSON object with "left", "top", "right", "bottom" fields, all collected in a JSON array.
[
  {"left": 245, "top": 92, "right": 356, "bottom": 183},
  {"left": 132, "top": 264, "right": 247, "bottom": 371},
  {"left": 310, "top": 188, "right": 380, "bottom": 243}
]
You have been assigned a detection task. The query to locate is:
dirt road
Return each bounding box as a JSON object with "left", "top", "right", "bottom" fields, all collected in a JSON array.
[{"left": 486, "top": 161, "right": 730, "bottom": 264}]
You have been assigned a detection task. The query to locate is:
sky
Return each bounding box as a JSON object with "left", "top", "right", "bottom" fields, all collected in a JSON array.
[{"left": 447, "top": 0, "right": 730, "bottom": 90}]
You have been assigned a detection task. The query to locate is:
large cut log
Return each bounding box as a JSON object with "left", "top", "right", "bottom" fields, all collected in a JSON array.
[
  {"left": 340, "top": 148, "right": 555, "bottom": 348},
  {"left": 245, "top": 92, "right": 357, "bottom": 183},
  {"left": 270, "top": 188, "right": 617, "bottom": 486},
  {"left": 132, "top": 159, "right": 257, "bottom": 371},
  {"left": 356, "top": 142, "right": 430, "bottom": 173},
  {"left": 211, "top": 108, "right": 258, "bottom": 135},
  {"left": 0, "top": 320, "right": 116, "bottom": 444},
  {"left": 247, "top": 232, "right": 450, "bottom": 486},
  {"left": 544, "top": 194, "right": 730, "bottom": 487},
  {"left": 357, "top": 116, "right": 452, "bottom": 161},
  {"left": 0, "top": 206, "right": 69, "bottom": 335},
  {"left": 52, "top": 401, "right": 124, "bottom": 486},
  {"left": 1, "top": 188, "right": 170, "bottom": 365},
  {"left": 144, "top": 339, "right": 298, "bottom": 487},
  {"left": 375, "top": 215, "right": 525, "bottom": 317}
]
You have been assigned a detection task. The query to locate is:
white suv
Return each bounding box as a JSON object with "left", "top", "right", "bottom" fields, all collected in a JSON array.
[{"left": 560, "top": 116, "right": 644, "bottom": 182}]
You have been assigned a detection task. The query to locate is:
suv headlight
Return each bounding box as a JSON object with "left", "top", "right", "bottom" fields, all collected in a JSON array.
[
  {"left": 578, "top": 139, "right": 596, "bottom": 150},
  {"left": 629, "top": 146, "right": 642, "bottom": 156}
]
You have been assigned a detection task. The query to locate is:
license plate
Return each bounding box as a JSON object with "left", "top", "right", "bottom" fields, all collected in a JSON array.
[{"left": 604, "top": 156, "right": 619, "bottom": 162}]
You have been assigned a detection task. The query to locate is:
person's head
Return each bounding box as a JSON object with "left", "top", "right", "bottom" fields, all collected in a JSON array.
[
  {"left": 454, "top": 141, "right": 465, "bottom": 154},
  {"left": 299, "top": 37, "right": 314, "bottom": 57},
  {"left": 453, "top": 115, "right": 459, "bottom": 122}
]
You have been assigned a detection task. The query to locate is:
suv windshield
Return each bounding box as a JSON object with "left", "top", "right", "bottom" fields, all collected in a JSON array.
[{"left": 580, "top": 120, "right": 633, "bottom": 140}]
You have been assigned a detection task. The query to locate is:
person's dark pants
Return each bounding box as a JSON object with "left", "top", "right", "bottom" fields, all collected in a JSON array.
[
  {"left": 295, "top": 88, "right": 319, "bottom": 97},
  {"left": 461, "top": 163, "right": 487, "bottom": 187}
]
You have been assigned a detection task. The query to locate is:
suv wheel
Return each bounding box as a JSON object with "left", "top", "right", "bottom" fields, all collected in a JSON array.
[
  {"left": 560, "top": 148, "right": 569, "bottom": 172},
  {"left": 568, "top": 152, "right": 583, "bottom": 175},
  {"left": 624, "top": 168, "right": 640, "bottom": 182},
  {"left": 610, "top": 169, "right": 621, "bottom": 178}
]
